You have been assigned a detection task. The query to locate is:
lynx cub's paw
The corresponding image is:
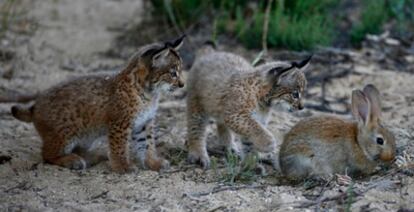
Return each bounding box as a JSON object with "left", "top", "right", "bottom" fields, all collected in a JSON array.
[
  {"left": 226, "top": 141, "right": 245, "bottom": 160},
  {"left": 111, "top": 162, "right": 137, "bottom": 174},
  {"left": 187, "top": 150, "right": 211, "bottom": 169}
]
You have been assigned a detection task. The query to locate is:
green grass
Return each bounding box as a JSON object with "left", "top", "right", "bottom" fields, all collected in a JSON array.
[
  {"left": 387, "top": 0, "right": 414, "bottom": 38},
  {"left": 150, "top": 0, "right": 337, "bottom": 50},
  {"left": 344, "top": 182, "right": 355, "bottom": 212},
  {"left": 350, "top": 0, "right": 388, "bottom": 44},
  {"left": 220, "top": 151, "right": 259, "bottom": 185},
  {"left": 150, "top": 0, "right": 413, "bottom": 49},
  {"left": 0, "top": 0, "right": 17, "bottom": 35}
]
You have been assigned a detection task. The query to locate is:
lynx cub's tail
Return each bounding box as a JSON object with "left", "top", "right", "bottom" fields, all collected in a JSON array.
[{"left": 11, "top": 104, "right": 34, "bottom": 123}]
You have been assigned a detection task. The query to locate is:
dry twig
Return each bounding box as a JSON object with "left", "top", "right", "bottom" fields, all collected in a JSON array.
[
  {"left": 262, "top": 0, "right": 274, "bottom": 54},
  {"left": 185, "top": 185, "right": 266, "bottom": 198}
]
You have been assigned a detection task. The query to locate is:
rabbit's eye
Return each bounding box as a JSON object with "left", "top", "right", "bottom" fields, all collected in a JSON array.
[
  {"left": 376, "top": 137, "right": 384, "bottom": 145},
  {"left": 292, "top": 91, "right": 300, "bottom": 99}
]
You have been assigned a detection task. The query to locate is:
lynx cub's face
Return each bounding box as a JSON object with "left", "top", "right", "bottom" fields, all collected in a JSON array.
[
  {"left": 140, "top": 37, "right": 185, "bottom": 92},
  {"left": 260, "top": 57, "right": 311, "bottom": 110}
]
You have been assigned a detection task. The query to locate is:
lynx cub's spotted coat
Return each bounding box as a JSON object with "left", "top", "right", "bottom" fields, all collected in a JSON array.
[
  {"left": 11, "top": 36, "right": 185, "bottom": 173},
  {"left": 186, "top": 44, "right": 311, "bottom": 168}
]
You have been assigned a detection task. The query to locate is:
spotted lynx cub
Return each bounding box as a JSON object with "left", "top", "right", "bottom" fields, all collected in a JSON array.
[
  {"left": 11, "top": 36, "right": 185, "bottom": 173},
  {"left": 186, "top": 44, "right": 311, "bottom": 168}
]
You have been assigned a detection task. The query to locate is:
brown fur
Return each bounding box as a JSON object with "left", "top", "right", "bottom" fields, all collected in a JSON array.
[
  {"left": 280, "top": 84, "right": 396, "bottom": 179},
  {"left": 11, "top": 36, "right": 185, "bottom": 173},
  {"left": 186, "top": 46, "right": 311, "bottom": 168}
]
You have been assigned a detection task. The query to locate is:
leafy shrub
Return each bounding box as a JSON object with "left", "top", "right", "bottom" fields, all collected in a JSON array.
[
  {"left": 149, "top": 0, "right": 412, "bottom": 49},
  {"left": 350, "top": 0, "right": 388, "bottom": 44}
]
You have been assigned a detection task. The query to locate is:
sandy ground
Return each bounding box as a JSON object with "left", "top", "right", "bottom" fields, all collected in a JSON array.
[{"left": 0, "top": 0, "right": 414, "bottom": 211}]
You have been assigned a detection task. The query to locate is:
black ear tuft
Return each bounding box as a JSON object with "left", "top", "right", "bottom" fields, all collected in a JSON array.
[
  {"left": 142, "top": 45, "right": 168, "bottom": 58},
  {"left": 268, "top": 65, "right": 294, "bottom": 77},
  {"left": 292, "top": 55, "right": 312, "bottom": 69},
  {"left": 169, "top": 34, "right": 186, "bottom": 49}
]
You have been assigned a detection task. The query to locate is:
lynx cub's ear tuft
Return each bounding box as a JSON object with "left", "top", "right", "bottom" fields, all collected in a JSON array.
[
  {"left": 167, "top": 34, "right": 186, "bottom": 51},
  {"left": 142, "top": 45, "right": 169, "bottom": 59},
  {"left": 267, "top": 66, "right": 294, "bottom": 78},
  {"left": 141, "top": 45, "right": 170, "bottom": 68},
  {"left": 292, "top": 55, "right": 312, "bottom": 71}
]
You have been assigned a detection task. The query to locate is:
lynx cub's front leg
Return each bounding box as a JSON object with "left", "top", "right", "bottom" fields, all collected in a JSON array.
[
  {"left": 186, "top": 99, "right": 210, "bottom": 168},
  {"left": 224, "top": 112, "right": 276, "bottom": 153},
  {"left": 108, "top": 117, "right": 134, "bottom": 173},
  {"left": 143, "top": 120, "right": 170, "bottom": 171}
]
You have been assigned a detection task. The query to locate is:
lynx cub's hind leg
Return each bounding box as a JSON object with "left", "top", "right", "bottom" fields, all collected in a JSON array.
[
  {"left": 41, "top": 137, "right": 87, "bottom": 170},
  {"left": 73, "top": 146, "right": 107, "bottom": 168},
  {"left": 186, "top": 99, "right": 210, "bottom": 169}
]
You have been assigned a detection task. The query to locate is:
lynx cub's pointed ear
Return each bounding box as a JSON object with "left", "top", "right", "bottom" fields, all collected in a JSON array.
[
  {"left": 351, "top": 90, "right": 371, "bottom": 125},
  {"left": 267, "top": 65, "right": 295, "bottom": 84},
  {"left": 253, "top": 58, "right": 267, "bottom": 67},
  {"left": 292, "top": 55, "right": 312, "bottom": 72},
  {"left": 169, "top": 34, "right": 186, "bottom": 50},
  {"left": 141, "top": 45, "right": 170, "bottom": 68},
  {"left": 268, "top": 66, "right": 294, "bottom": 78}
]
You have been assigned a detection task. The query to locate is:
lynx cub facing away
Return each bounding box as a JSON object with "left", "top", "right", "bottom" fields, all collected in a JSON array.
[
  {"left": 186, "top": 45, "right": 311, "bottom": 168},
  {"left": 11, "top": 36, "right": 185, "bottom": 173}
]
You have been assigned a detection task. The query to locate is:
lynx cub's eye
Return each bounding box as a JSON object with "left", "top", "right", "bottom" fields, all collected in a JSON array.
[
  {"left": 292, "top": 90, "right": 300, "bottom": 99},
  {"left": 376, "top": 137, "right": 384, "bottom": 145},
  {"left": 170, "top": 71, "right": 178, "bottom": 78}
]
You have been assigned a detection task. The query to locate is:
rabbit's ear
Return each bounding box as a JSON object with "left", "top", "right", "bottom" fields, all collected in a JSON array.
[
  {"left": 363, "top": 84, "right": 381, "bottom": 121},
  {"left": 351, "top": 90, "right": 370, "bottom": 125}
]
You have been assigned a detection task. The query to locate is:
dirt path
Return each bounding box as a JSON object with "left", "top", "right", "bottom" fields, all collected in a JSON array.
[{"left": 0, "top": 0, "right": 413, "bottom": 211}]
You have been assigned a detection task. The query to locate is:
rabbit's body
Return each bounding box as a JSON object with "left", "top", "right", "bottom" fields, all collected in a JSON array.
[
  {"left": 280, "top": 85, "right": 396, "bottom": 179},
  {"left": 281, "top": 116, "right": 375, "bottom": 178}
]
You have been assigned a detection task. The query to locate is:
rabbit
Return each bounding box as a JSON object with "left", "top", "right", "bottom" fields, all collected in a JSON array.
[{"left": 279, "top": 84, "right": 396, "bottom": 180}]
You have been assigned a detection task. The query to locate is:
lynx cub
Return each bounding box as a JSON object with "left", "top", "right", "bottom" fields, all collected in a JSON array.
[
  {"left": 186, "top": 44, "right": 311, "bottom": 168},
  {"left": 11, "top": 36, "right": 185, "bottom": 173}
]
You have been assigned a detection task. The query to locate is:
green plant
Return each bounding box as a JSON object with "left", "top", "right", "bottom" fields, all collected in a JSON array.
[
  {"left": 221, "top": 151, "right": 259, "bottom": 185},
  {"left": 150, "top": 0, "right": 337, "bottom": 50},
  {"left": 350, "top": 0, "right": 388, "bottom": 44},
  {"left": 345, "top": 182, "right": 355, "bottom": 212},
  {"left": 387, "top": 0, "right": 414, "bottom": 38},
  {"left": 0, "top": 0, "right": 17, "bottom": 35},
  {"left": 234, "top": 0, "right": 336, "bottom": 50},
  {"left": 167, "top": 147, "right": 187, "bottom": 166}
]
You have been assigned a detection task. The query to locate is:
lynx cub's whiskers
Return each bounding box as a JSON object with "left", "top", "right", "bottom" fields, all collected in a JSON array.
[
  {"left": 186, "top": 43, "right": 311, "bottom": 169},
  {"left": 11, "top": 35, "right": 186, "bottom": 173}
]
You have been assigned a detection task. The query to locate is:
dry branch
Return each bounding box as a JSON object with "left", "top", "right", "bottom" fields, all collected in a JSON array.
[
  {"left": 0, "top": 88, "right": 37, "bottom": 103},
  {"left": 262, "top": 0, "right": 274, "bottom": 54},
  {"left": 185, "top": 185, "right": 267, "bottom": 198}
]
